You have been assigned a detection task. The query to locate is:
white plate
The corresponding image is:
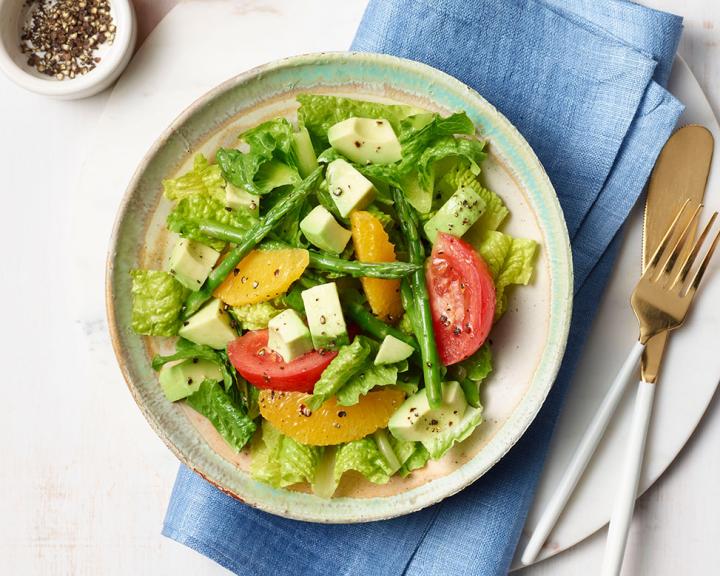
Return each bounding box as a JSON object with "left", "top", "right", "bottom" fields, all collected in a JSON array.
[{"left": 514, "top": 55, "right": 720, "bottom": 567}]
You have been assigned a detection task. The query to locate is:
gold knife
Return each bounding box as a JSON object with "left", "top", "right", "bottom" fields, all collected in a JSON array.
[{"left": 641, "top": 125, "right": 714, "bottom": 383}]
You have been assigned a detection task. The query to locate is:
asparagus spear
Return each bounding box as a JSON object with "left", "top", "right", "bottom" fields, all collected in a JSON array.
[
  {"left": 183, "top": 167, "right": 322, "bottom": 318},
  {"left": 344, "top": 290, "right": 419, "bottom": 353},
  {"left": 392, "top": 187, "right": 443, "bottom": 408},
  {"left": 197, "top": 223, "right": 421, "bottom": 279}
]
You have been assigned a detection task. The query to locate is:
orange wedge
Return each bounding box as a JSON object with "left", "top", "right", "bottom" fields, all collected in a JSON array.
[
  {"left": 350, "top": 211, "right": 403, "bottom": 323},
  {"left": 258, "top": 388, "right": 405, "bottom": 446},
  {"left": 214, "top": 248, "right": 308, "bottom": 306}
]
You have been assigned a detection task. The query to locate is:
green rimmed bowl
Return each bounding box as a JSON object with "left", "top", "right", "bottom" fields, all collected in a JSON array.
[{"left": 106, "top": 52, "right": 572, "bottom": 523}]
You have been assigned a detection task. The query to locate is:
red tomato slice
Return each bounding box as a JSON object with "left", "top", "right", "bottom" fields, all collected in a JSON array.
[
  {"left": 227, "top": 330, "right": 337, "bottom": 393},
  {"left": 426, "top": 232, "right": 496, "bottom": 366}
]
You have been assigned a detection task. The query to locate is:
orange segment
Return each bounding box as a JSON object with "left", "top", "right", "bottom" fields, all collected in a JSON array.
[
  {"left": 258, "top": 388, "right": 405, "bottom": 446},
  {"left": 350, "top": 211, "right": 403, "bottom": 323},
  {"left": 214, "top": 248, "right": 308, "bottom": 306}
]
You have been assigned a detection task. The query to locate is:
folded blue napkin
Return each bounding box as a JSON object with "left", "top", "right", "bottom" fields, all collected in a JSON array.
[{"left": 163, "top": 1, "right": 684, "bottom": 574}]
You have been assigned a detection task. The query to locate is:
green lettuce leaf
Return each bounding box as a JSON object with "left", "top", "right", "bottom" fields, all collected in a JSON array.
[
  {"left": 416, "top": 136, "right": 486, "bottom": 190},
  {"left": 216, "top": 119, "right": 300, "bottom": 196},
  {"left": 421, "top": 404, "right": 484, "bottom": 460},
  {"left": 450, "top": 344, "right": 492, "bottom": 408},
  {"left": 229, "top": 300, "right": 284, "bottom": 330},
  {"left": 185, "top": 380, "right": 257, "bottom": 451},
  {"left": 162, "top": 154, "right": 225, "bottom": 202},
  {"left": 335, "top": 362, "right": 400, "bottom": 406},
  {"left": 473, "top": 230, "right": 538, "bottom": 317},
  {"left": 250, "top": 421, "right": 323, "bottom": 488},
  {"left": 307, "top": 336, "right": 373, "bottom": 410},
  {"left": 394, "top": 439, "right": 431, "bottom": 477},
  {"left": 334, "top": 437, "right": 394, "bottom": 484},
  {"left": 151, "top": 337, "right": 234, "bottom": 390},
  {"left": 166, "top": 191, "right": 258, "bottom": 250},
  {"left": 438, "top": 161, "right": 509, "bottom": 232},
  {"left": 297, "top": 94, "right": 423, "bottom": 147},
  {"left": 130, "top": 270, "right": 187, "bottom": 336}
]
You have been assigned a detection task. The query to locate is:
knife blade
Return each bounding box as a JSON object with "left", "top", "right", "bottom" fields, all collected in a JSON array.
[{"left": 641, "top": 125, "right": 714, "bottom": 383}]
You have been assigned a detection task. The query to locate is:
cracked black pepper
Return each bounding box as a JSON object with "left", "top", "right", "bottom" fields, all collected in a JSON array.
[{"left": 20, "top": 0, "right": 116, "bottom": 80}]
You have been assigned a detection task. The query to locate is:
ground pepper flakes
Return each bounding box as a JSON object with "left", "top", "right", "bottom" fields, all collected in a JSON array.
[{"left": 19, "top": 0, "right": 116, "bottom": 80}]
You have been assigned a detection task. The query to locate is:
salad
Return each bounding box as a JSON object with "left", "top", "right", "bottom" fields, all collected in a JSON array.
[{"left": 130, "top": 94, "right": 537, "bottom": 497}]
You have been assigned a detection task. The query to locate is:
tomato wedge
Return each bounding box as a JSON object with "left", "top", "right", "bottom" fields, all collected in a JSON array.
[
  {"left": 227, "top": 330, "right": 337, "bottom": 393},
  {"left": 426, "top": 232, "right": 496, "bottom": 366}
]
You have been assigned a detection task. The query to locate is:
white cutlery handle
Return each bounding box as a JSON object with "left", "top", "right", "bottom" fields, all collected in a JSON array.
[
  {"left": 601, "top": 379, "right": 656, "bottom": 576},
  {"left": 521, "top": 340, "right": 645, "bottom": 565}
]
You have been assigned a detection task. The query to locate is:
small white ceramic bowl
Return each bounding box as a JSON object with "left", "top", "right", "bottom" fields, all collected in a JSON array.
[{"left": 0, "top": 0, "right": 136, "bottom": 99}]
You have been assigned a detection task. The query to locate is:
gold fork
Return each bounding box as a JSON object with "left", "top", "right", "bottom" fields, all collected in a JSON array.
[{"left": 602, "top": 200, "right": 720, "bottom": 576}]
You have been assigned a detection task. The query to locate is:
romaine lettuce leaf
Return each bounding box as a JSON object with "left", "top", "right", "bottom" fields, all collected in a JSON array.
[
  {"left": 250, "top": 421, "right": 322, "bottom": 488},
  {"left": 421, "top": 404, "right": 484, "bottom": 460},
  {"left": 186, "top": 380, "right": 257, "bottom": 452},
  {"left": 394, "top": 439, "right": 431, "bottom": 477},
  {"left": 162, "top": 154, "right": 225, "bottom": 202},
  {"left": 216, "top": 119, "right": 300, "bottom": 196},
  {"left": 473, "top": 230, "right": 538, "bottom": 317},
  {"left": 334, "top": 437, "right": 394, "bottom": 484},
  {"left": 438, "top": 162, "right": 509, "bottom": 232},
  {"left": 130, "top": 270, "right": 187, "bottom": 336},
  {"left": 307, "top": 336, "right": 373, "bottom": 410},
  {"left": 229, "top": 300, "right": 284, "bottom": 330},
  {"left": 416, "top": 136, "right": 487, "bottom": 190},
  {"left": 450, "top": 344, "right": 492, "bottom": 408},
  {"left": 335, "top": 362, "right": 399, "bottom": 406},
  {"left": 166, "top": 191, "right": 258, "bottom": 250},
  {"left": 151, "top": 337, "right": 234, "bottom": 390},
  {"left": 297, "top": 94, "right": 423, "bottom": 147}
]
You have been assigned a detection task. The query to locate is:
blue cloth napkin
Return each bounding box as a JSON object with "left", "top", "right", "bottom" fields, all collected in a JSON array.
[{"left": 163, "top": 1, "right": 684, "bottom": 574}]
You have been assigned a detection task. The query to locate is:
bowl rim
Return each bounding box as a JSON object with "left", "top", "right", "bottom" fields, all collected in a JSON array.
[
  {"left": 0, "top": 0, "right": 136, "bottom": 98},
  {"left": 106, "top": 51, "right": 573, "bottom": 523}
]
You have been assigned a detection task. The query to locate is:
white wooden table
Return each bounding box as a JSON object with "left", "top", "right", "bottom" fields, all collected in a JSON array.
[{"left": 1, "top": 1, "right": 718, "bottom": 574}]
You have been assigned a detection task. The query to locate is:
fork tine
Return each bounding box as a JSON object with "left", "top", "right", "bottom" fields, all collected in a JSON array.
[
  {"left": 643, "top": 199, "right": 692, "bottom": 277},
  {"left": 657, "top": 203, "right": 703, "bottom": 281},
  {"left": 672, "top": 212, "right": 718, "bottom": 290},
  {"left": 682, "top": 216, "right": 720, "bottom": 297}
]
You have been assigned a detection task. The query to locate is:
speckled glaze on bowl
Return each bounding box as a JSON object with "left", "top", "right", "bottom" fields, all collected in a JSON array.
[{"left": 106, "top": 52, "right": 572, "bottom": 523}]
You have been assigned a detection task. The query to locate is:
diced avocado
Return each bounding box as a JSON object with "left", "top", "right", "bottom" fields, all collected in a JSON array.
[
  {"left": 328, "top": 117, "right": 402, "bottom": 165},
  {"left": 267, "top": 309, "right": 313, "bottom": 362},
  {"left": 159, "top": 359, "right": 222, "bottom": 402},
  {"left": 423, "top": 186, "right": 486, "bottom": 243},
  {"left": 388, "top": 381, "right": 467, "bottom": 442},
  {"left": 300, "top": 205, "right": 352, "bottom": 254},
  {"left": 178, "top": 298, "right": 237, "bottom": 350},
  {"left": 374, "top": 335, "right": 415, "bottom": 365},
  {"left": 168, "top": 238, "right": 221, "bottom": 292},
  {"left": 300, "top": 282, "right": 349, "bottom": 350},
  {"left": 292, "top": 127, "right": 319, "bottom": 178},
  {"left": 226, "top": 183, "right": 260, "bottom": 217},
  {"left": 326, "top": 159, "right": 376, "bottom": 218}
]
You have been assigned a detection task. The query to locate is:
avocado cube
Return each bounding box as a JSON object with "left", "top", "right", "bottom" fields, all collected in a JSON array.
[
  {"left": 226, "top": 183, "right": 260, "bottom": 217},
  {"left": 178, "top": 298, "right": 237, "bottom": 350},
  {"left": 328, "top": 117, "right": 402, "bottom": 165},
  {"left": 300, "top": 282, "right": 349, "bottom": 350},
  {"left": 292, "top": 127, "right": 319, "bottom": 178},
  {"left": 423, "top": 186, "right": 486, "bottom": 243},
  {"left": 300, "top": 205, "right": 352, "bottom": 254},
  {"left": 326, "top": 159, "right": 376, "bottom": 218},
  {"left": 168, "top": 238, "right": 221, "bottom": 291},
  {"left": 388, "top": 381, "right": 467, "bottom": 442},
  {"left": 374, "top": 335, "right": 415, "bottom": 365},
  {"left": 267, "top": 309, "right": 313, "bottom": 362},
  {"left": 159, "top": 358, "right": 222, "bottom": 402}
]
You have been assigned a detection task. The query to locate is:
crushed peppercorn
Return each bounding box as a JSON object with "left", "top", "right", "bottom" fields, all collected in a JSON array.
[{"left": 20, "top": 0, "right": 116, "bottom": 80}]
